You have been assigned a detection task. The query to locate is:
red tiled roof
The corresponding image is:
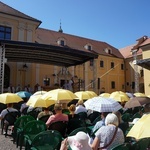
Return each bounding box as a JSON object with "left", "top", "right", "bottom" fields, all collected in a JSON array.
[
  {"left": 36, "top": 28, "right": 124, "bottom": 59},
  {"left": 139, "top": 38, "right": 150, "bottom": 47},
  {"left": 120, "top": 45, "right": 142, "bottom": 58},
  {"left": 0, "top": 2, "right": 41, "bottom": 25}
]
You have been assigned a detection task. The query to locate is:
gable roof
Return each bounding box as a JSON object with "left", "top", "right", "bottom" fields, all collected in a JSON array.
[
  {"left": 36, "top": 28, "right": 124, "bottom": 59},
  {"left": 120, "top": 45, "right": 142, "bottom": 59},
  {"left": 138, "top": 37, "right": 150, "bottom": 48},
  {"left": 0, "top": 2, "right": 41, "bottom": 25}
]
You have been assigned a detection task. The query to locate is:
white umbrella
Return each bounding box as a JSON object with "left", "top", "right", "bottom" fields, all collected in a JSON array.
[
  {"left": 84, "top": 96, "right": 122, "bottom": 112},
  {"left": 33, "top": 91, "right": 47, "bottom": 96}
]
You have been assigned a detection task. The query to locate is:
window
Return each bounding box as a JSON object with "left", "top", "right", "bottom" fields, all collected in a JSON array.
[
  {"left": 84, "top": 44, "right": 92, "bottom": 51},
  {"left": 121, "top": 64, "right": 124, "bottom": 70},
  {"left": 100, "top": 60, "right": 104, "bottom": 67},
  {"left": 111, "top": 81, "right": 115, "bottom": 89},
  {"left": 104, "top": 48, "right": 112, "bottom": 54},
  {"left": 90, "top": 80, "right": 94, "bottom": 88},
  {"left": 140, "top": 69, "right": 143, "bottom": 77},
  {"left": 132, "top": 82, "right": 135, "bottom": 89},
  {"left": 57, "top": 38, "right": 66, "bottom": 46},
  {"left": 90, "top": 59, "right": 94, "bottom": 66},
  {"left": 60, "top": 40, "right": 64, "bottom": 46},
  {"left": 88, "top": 45, "right": 92, "bottom": 50},
  {"left": 108, "top": 49, "right": 111, "bottom": 54},
  {"left": 111, "top": 62, "right": 114, "bottom": 68},
  {"left": 78, "top": 79, "right": 85, "bottom": 89},
  {"left": 0, "top": 25, "right": 11, "bottom": 40}
]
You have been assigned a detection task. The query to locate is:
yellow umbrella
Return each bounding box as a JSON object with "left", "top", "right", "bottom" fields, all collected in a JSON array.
[
  {"left": 99, "top": 93, "right": 110, "bottom": 98},
  {"left": 109, "top": 91, "right": 129, "bottom": 102},
  {"left": 0, "top": 93, "right": 23, "bottom": 104},
  {"left": 26, "top": 95, "right": 55, "bottom": 108},
  {"left": 85, "top": 91, "right": 97, "bottom": 98},
  {"left": 74, "top": 91, "right": 92, "bottom": 100},
  {"left": 127, "top": 114, "right": 150, "bottom": 140},
  {"left": 41, "top": 89, "right": 77, "bottom": 102},
  {"left": 33, "top": 91, "right": 47, "bottom": 96},
  {"left": 134, "top": 92, "right": 146, "bottom": 97}
]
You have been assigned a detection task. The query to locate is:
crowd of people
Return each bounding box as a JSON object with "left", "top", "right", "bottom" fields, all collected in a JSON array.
[
  {"left": 0, "top": 93, "right": 150, "bottom": 149},
  {"left": 7, "top": 83, "right": 42, "bottom": 93}
]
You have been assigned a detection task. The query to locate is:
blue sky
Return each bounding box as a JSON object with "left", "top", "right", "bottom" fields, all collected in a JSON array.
[{"left": 1, "top": 0, "right": 150, "bottom": 49}]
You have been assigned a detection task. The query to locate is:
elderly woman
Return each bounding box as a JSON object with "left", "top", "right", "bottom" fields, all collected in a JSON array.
[{"left": 91, "top": 113, "right": 124, "bottom": 150}]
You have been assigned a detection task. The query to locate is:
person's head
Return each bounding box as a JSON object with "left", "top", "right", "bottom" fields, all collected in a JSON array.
[
  {"left": 54, "top": 103, "right": 62, "bottom": 113},
  {"left": 68, "top": 104, "right": 76, "bottom": 113},
  {"left": 101, "top": 112, "right": 110, "bottom": 119},
  {"left": 113, "top": 111, "right": 122, "bottom": 124},
  {"left": 78, "top": 100, "right": 84, "bottom": 105},
  {"left": 76, "top": 100, "right": 85, "bottom": 107},
  {"left": 144, "top": 103, "right": 150, "bottom": 113},
  {"left": 7, "top": 103, "right": 13, "bottom": 108},
  {"left": 105, "top": 113, "right": 119, "bottom": 126},
  {"left": 43, "top": 107, "right": 49, "bottom": 112},
  {"left": 68, "top": 131, "right": 91, "bottom": 150},
  {"left": 23, "top": 98, "right": 28, "bottom": 103}
]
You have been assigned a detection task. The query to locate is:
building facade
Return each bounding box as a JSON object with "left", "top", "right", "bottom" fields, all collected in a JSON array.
[
  {"left": 120, "top": 36, "right": 150, "bottom": 96},
  {"left": 0, "top": 2, "right": 125, "bottom": 94}
]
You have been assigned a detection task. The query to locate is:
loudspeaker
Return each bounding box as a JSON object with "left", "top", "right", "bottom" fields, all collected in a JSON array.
[{"left": 98, "top": 78, "right": 100, "bottom": 89}]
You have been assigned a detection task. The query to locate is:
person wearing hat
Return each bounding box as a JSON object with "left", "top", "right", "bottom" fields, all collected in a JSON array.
[
  {"left": 46, "top": 103, "right": 68, "bottom": 128},
  {"left": 91, "top": 113, "right": 124, "bottom": 150},
  {"left": 60, "top": 131, "right": 92, "bottom": 150}
]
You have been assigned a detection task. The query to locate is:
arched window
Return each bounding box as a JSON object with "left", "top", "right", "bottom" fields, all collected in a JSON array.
[
  {"left": 57, "top": 37, "right": 66, "bottom": 46},
  {"left": 84, "top": 43, "right": 92, "bottom": 51}
]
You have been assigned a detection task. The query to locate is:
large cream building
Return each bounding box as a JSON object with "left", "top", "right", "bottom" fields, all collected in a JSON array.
[{"left": 3, "top": 1, "right": 149, "bottom": 95}]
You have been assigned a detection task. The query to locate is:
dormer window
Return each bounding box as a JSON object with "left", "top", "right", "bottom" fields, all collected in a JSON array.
[
  {"left": 84, "top": 43, "right": 92, "bottom": 51},
  {"left": 104, "top": 48, "right": 112, "bottom": 54},
  {"left": 60, "top": 40, "right": 64, "bottom": 46},
  {"left": 57, "top": 37, "right": 66, "bottom": 46},
  {"left": 108, "top": 49, "right": 111, "bottom": 54},
  {"left": 88, "top": 45, "right": 92, "bottom": 50}
]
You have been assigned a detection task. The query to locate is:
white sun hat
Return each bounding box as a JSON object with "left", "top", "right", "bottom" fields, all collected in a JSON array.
[{"left": 67, "top": 131, "right": 92, "bottom": 150}]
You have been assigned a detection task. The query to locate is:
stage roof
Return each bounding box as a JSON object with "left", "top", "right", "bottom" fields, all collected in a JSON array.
[
  {"left": 0, "top": 40, "right": 98, "bottom": 67},
  {"left": 137, "top": 58, "right": 150, "bottom": 70}
]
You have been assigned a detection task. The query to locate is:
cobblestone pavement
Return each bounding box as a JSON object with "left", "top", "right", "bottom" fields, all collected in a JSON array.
[
  {"left": 0, "top": 125, "right": 21, "bottom": 150},
  {"left": 0, "top": 133, "right": 20, "bottom": 150}
]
